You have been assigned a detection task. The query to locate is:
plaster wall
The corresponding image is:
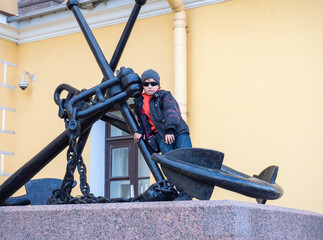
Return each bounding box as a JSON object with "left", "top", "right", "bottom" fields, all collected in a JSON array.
[
  {"left": 187, "top": 0, "right": 323, "bottom": 213},
  {"left": 0, "top": 38, "right": 18, "bottom": 182}
]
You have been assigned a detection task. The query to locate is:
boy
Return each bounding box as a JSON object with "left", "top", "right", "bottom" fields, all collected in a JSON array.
[{"left": 133, "top": 69, "right": 192, "bottom": 154}]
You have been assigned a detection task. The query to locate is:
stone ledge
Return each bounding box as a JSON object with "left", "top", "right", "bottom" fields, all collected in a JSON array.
[
  {"left": 0, "top": 200, "right": 322, "bottom": 239},
  {"left": 18, "top": 0, "right": 64, "bottom": 15}
]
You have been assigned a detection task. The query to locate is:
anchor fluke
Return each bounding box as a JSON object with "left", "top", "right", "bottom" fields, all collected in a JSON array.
[
  {"left": 152, "top": 148, "right": 283, "bottom": 202},
  {"left": 253, "top": 166, "right": 280, "bottom": 204},
  {"left": 152, "top": 148, "right": 224, "bottom": 200}
]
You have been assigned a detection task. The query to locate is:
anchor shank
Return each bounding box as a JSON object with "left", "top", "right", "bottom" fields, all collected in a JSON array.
[{"left": 68, "top": 1, "right": 114, "bottom": 80}]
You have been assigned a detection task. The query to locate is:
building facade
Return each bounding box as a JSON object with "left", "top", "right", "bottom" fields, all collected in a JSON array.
[{"left": 0, "top": 0, "right": 323, "bottom": 214}]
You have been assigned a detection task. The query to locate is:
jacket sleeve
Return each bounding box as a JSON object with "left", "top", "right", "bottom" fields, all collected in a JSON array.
[
  {"left": 162, "top": 91, "right": 182, "bottom": 133},
  {"left": 134, "top": 101, "right": 144, "bottom": 135},
  {"left": 136, "top": 122, "right": 144, "bottom": 135}
]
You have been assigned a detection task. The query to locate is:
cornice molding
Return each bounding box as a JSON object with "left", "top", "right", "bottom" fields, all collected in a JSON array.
[
  {"left": 0, "top": 0, "right": 228, "bottom": 45},
  {"left": 0, "top": 14, "right": 19, "bottom": 42}
]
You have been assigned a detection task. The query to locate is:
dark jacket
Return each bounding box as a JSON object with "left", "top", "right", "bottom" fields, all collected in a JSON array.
[{"left": 134, "top": 90, "right": 189, "bottom": 139}]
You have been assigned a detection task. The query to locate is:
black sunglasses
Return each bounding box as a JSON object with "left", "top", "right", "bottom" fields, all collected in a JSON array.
[{"left": 143, "top": 81, "right": 158, "bottom": 87}]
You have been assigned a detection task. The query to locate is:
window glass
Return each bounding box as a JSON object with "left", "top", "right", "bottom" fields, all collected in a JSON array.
[
  {"left": 110, "top": 180, "right": 131, "bottom": 198},
  {"left": 138, "top": 179, "right": 150, "bottom": 195},
  {"left": 110, "top": 111, "right": 129, "bottom": 137},
  {"left": 138, "top": 151, "right": 150, "bottom": 177},
  {"left": 111, "top": 147, "right": 129, "bottom": 177}
]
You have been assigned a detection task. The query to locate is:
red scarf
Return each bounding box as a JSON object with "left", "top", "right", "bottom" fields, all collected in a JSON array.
[{"left": 142, "top": 93, "right": 156, "bottom": 132}]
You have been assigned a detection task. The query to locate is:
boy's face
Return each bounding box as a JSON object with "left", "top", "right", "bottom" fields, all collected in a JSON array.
[{"left": 143, "top": 78, "right": 159, "bottom": 96}]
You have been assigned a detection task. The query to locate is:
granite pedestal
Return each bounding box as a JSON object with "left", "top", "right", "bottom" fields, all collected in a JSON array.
[{"left": 0, "top": 200, "right": 322, "bottom": 239}]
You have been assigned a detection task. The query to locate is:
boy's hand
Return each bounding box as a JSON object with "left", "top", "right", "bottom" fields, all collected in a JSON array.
[
  {"left": 165, "top": 134, "right": 175, "bottom": 144},
  {"left": 134, "top": 133, "right": 142, "bottom": 142}
]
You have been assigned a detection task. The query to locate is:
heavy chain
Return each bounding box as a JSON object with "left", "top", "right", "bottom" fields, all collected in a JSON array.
[
  {"left": 48, "top": 107, "right": 94, "bottom": 204},
  {"left": 48, "top": 94, "right": 179, "bottom": 204}
]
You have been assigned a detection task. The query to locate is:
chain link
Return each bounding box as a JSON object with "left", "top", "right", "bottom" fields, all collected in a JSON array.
[{"left": 77, "top": 156, "right": 90, "bottom": 196}]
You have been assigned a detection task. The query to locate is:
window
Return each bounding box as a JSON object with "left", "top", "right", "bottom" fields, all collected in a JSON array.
[{"left": 105, "top": 110, "right": 150, "bottom": 199}]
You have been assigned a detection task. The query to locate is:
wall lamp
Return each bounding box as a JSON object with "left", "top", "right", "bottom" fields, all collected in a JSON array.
[{"left": 18, "top": 71, "right": 35, "bottom": 90}]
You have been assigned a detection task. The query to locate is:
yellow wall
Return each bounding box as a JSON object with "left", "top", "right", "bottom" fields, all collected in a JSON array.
[
  {"left": 0, "top": 38, "right": 18, "bottom": 183},
  {"left": 187, "top": 0, "right": 323, "bottom": 213},
  {"left": 0, "top": 0, "right": 18, "bottom": 15},
  {"left": 1, "top": 0, "right": 323, "bottom": 214}
]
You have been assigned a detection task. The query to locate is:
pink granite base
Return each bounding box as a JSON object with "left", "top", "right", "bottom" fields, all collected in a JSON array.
[{"left": 0, "top": 200, "right": 322, "bottom": 239}]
